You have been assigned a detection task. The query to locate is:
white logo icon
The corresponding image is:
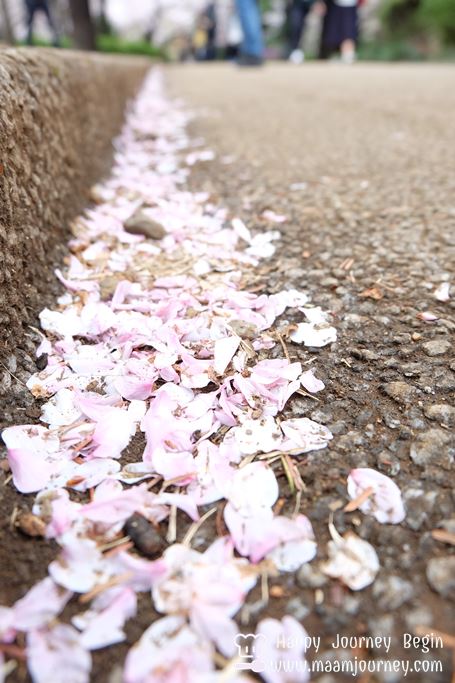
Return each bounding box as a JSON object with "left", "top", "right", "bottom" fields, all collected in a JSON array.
[{"left": 234, "top": 633, "right": 266, "bottom": 672}]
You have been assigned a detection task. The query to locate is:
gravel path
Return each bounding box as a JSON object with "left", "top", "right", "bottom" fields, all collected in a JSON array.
[{"left": 167, "top": 62, "right": 455, "bottom": 681}]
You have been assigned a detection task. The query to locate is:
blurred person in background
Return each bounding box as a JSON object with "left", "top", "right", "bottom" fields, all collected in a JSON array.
[
  {"left": 318, "top": 0, "right": 364, "bottom": 63},
  {"left": 235, "top": 0, "right": 264, "bottom": 66},
  {"left": 214, "top": 0, "right": 242, "bottom": 60},
  {"left": 286, "top": 0, "right": 316, "bottom": 63},
  {"left": 193, "top": 2, "right": 217, "bottom": 59},
  {"left": 24, "top": 0, "right": 59, "bottom": 46}
]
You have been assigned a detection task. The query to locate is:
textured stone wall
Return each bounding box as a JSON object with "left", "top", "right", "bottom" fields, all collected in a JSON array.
[{"left": 0, "top": 48, "right": 149, "bottom": 406}]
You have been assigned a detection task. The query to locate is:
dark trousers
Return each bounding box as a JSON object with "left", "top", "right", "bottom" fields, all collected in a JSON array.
[
  {"left": 288, "top": 0, "right": 310, "bottom": 53},
  {"left": 25, "top": 0, "right": 58, "bottom": 45}
]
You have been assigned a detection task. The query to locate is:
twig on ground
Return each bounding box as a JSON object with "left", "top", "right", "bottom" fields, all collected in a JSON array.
[
  {"left": 431, "top": 529, "right": 455, "bottom": 546},
  {"left": 296, "top": 388, "right": 320, "bottom": 402},
  {"left": 261, "top": 570, "right": 269, "bottom": 606},
  {"left": 79, "top": 572, "right": 133, "bottom": 604},
  {"left": 344, "top": 487, "right": 374, "bottom": 513},
  {"left": 99, "top": 536, "right": 131, "bottom": 552},
  {"left": 166, "top": 505, "right": 177, "bottom": 543},
  {"left": 0, "top": 362, "right": 25, "bottom": 387},
  {"left": 276, "top": 332, "right": 291, "bottom": 363},
  {"left": 182, "top": 506, "right": 217, "bottom": 547}
]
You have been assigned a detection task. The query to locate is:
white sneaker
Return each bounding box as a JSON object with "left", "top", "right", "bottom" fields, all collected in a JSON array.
[
  {"left": 289, "top": 49, "right": 305, "bottom": 64},
  {"left": 341, "top": 51, "right": 356, "bottom": 64}
]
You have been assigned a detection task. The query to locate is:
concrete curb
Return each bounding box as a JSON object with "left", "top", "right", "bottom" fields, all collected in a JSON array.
[{"left": 0, "top": 48, "right": 150, "bottom": 400}]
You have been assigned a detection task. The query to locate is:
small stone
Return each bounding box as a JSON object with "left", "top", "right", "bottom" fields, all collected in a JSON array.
[
  {"left": 403, "top": 487, "right": 437, "bottom": 530},
  {"left": 439, "top": 518, "right": 455, "bottom": 534},
  {"left": 124, "top": 210, "right": 166, "bottom": 239},
  {"left": 25, "top": 405, "right": 41, "bottom": 420},
  {"left": 285, "top": 597, "right": 310, "bottom": 621},
  {"left": 405, "top": 606, "right": 433, "bottom": 631},
  {"left": 372, "top": 575, "right": 414, "bottom": 610},
  {"left": 382, "top": 381, "right": 420, "bottom": 404},
  {"left": 16, "top": 512, "right": 46, "bottom": 537},
  {"left": 99, "top": 275, "right": 122, "bottom": 301},
  {"left": 376, "top": 451, "right": 400, "bottom": 475},
  {"left": 368, "top": 614, "right": 395, "bottom": 642},
  {"left": 383, "top": 415, "right": 401, "bottom": 429},
  {"left": 336, "top": 430, "right": 364, "bottom": 451},
  {"left": 297, "top": 563, "right": 328, "bottom": 589},
  {"left": 426, "top": 556, "right": 455, "bottom": 598},
  {"left": 327, "top": 420, "right": 346, "bottom": 435},
  {"left": 410, "top": 428, "right": 453, "bottom": 468},
  {"left": 424, "top": 403, "right": 455, "bottom": 427},
  {"left": 310, "top": 409, "right": 332, "bottom": 424},
  {"left": 351, "top": 348, "right": 380, "bottom": 361},
  {"left": 35, "top": 353, "right": 48, "bottom": 370},
  {"left": 342, "top": 314, "right": 366, "bottom": 327},
  {"left": 229, "top": 319, "right": 258, "bottom": 340},
  {"left": 422, "top": 339, "right": 451, "bottom": 356},
  {"left": 124, "top": 513, "right": 166, "bottom": 558}
]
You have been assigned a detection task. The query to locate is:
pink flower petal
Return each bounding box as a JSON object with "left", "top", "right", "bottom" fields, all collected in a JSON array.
[{"left": 347, "top": 468, "right": 405, "bottom": 524}]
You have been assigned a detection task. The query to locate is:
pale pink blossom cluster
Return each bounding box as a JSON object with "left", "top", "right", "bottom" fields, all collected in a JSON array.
[{"left": 0, "top": 70, "right": 405, "bottom": 681}]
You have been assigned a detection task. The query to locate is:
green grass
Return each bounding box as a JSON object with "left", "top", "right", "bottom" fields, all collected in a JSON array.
[
  {"left": 96, "top": 34, "right": 164, "bottom": 58},
  {"left": 357, "top": 39, "right": 425, "bottom": 61},
  {"left": 16, "top": 36, "right": 72, "bottom": 48},
  {"left": 16, "top": 33, "right": 164, "bottom": 58}
]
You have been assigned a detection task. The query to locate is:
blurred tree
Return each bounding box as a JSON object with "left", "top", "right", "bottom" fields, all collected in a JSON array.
[
  {"left": 69, "top": 0, "right": 96, "bottom": 50},
  {"left": 380, "top": 0, "right": 420, "bottom": 40},
  {"left": 0, "top": 0, "right": 14, "bottom": 43},
  {"left": 380, "top": 0, "right": 455, "bottom": 46},
  {"left": 418, "top": 0, "right": 455, "bottom": 44},
  {"left": 97, "top": 0, "right": 112, "bottom": 35}
]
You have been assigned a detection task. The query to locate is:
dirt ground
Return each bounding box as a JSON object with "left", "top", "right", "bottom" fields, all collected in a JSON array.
[{"left": 1, "top": 63, "right": 454, "bottom": 682}]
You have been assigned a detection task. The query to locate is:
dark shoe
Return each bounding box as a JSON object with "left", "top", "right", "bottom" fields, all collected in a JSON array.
[{"left": 237, "top": 54, "right": 264, "bottom": 67}]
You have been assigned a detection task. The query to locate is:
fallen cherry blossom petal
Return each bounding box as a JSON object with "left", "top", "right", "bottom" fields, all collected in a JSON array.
[
  {"left": 417, "top": 311, "right": 439, "bottom": 322},
  {"left": 124, "top": 615, "right": 214, "bottom": 683},
  {"left": 434, "top": 282, "right": 450, "bottom": 302},
  {"left": 40, "top": 388, "right": 82, "bottom": 429},
  {"left": 266, "top": 515, "right": 317, "bottom": 572},
  {"left": 262, "top": 210, "right": 287, "bottom": 223},
  {"left": 2, "top": 425, "right": 62, "bottom": 493},
  {"left": 152, "top": 540, "right": 257, "bottom": 654},
  {"left": 27, "top": 624, "right": 91, "bottom": 683},
  {"left": 72, "top": 586, "right": 137, "bottom": 650},
  {"left": 300, "top": 369, "right": 325, "bottom": 393},
  {"left": 289, "top": 322, "right": 337, "bottom": 347},
  {"left": 347, "top": 468, "right": 405, "bottom": 524},
  {"left": 230, "top": 416, "right": 283, "bottom": 455},
  {"left": 13, "top": 578, "right": 72, "bottom": 632},
  {"left": 49, "top": 534, "right": 108, "bottom": 593},
  {"left": 222, "top": 462, "right": 279, "bottom": 513},
  {"left": 280, "top": 417, "right": 333, "bottom": 453},
  {"left": 255, "top": 616, "right": 310, "bottom": 683},
  {"left": 214, "top": 336, "right": 241, "bottom": 375},
  {"left": 321, "top": 529, "right": 379, "bottom": 590}
]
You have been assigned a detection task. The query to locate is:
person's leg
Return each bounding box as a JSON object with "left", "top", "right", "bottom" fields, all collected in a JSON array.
[
  {"left": 235, "top": 0, "right": 264, "bottom": 59},
  {"left": 25, "top": 0, "right": 36, "bottom": 45},
  {"left": 40, "top": 0, "right": 60, "bottom": 46},
  {"left": 288, "top": 0, "right": 306, "bottom": 53},
  {"left": 340, "top": 38, "right": 355, "bottom": 62},
  {"left": 339, "top": 6, "right": 357, "bottom": 63}
]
